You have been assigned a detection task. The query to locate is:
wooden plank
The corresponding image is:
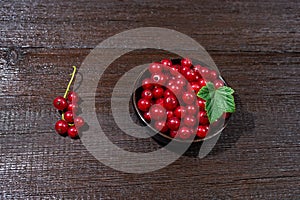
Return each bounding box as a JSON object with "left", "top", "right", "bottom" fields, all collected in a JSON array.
[
  {"left": 0, "top": 0, "right": 299, "bottom": 52},
  {"left": 0, "top": 47, "right": 299, "bottom": 198},
  {"left": 0, "top": 0, "right": 299, "bottom": 199}
]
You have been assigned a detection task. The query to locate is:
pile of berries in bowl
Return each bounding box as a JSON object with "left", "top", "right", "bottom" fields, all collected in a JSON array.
[{"left": 133, "top": 58, "right": 234, "bottom": 143}]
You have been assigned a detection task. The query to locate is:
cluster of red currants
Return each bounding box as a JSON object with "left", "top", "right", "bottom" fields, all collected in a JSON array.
[
  {"left": 53, "top": 91, "right": 85, "bottom": 138},
  {"left": 137, "top": 58, "right": 225, "bottom": 140},
  {"left": 53, "top": 66, "right": 85, "bottom": 139}
]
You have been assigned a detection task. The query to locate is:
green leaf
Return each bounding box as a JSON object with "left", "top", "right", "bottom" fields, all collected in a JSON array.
[
  {"left": 197, "top": 82, "right": 215, "bottom": 100},
  {"left": 197, "top": 82, "right": 235, "bottom": 123}
]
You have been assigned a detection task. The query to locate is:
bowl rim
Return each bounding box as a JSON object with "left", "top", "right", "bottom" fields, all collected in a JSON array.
[{"left": 132, "top": 59, "right": 231, "bottom": 143}]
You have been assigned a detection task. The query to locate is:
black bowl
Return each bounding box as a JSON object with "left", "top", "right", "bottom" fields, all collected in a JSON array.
[{"left": 132, "top": 59, "right": 231, "bottom": 145}]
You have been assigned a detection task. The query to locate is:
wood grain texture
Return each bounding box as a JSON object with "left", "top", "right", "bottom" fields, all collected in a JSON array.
[{"left": 0, "top": 0, "right": 299, "bottom": 199}]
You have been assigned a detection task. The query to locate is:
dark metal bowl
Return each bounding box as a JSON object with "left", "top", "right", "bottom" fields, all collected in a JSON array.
[{"left": 132, "top": 59, "right": 231, "bottom": 145}]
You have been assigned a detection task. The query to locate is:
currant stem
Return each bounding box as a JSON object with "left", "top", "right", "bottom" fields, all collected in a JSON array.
[
  {"left": 61, "top": 113, "right": 74, "bottom": 126},
  {"left": 63, "top": 66, "right": 77, "bottom": 98},
  {"left": 61, "top": 66, "right": 77, "bottom": 125}
]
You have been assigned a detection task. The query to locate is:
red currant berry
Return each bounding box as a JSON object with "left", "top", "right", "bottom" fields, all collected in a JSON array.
[
  {"left": 67, "top": 91, "right": 79, "bottom": 103},
  {"left": 169, "top": 84, "right": 182, "bottom": 96},
  {"left": 193, "top": 65, "right": 203, "bottom": 73},
  {"left": 163, "top": 89, "right": 175, "bottom": 98},
  {"left": 149, "top": 63, "right": 162, "bottom": 74},
  {"left": 141, "top": 89, "right": 153, "bottom": 100},
  {"left": 166, "top": 80, "right": 176, "bottom": 87},
  {"left": 74, "top": 116, "right": 85, "bottom": 128},
  {"left": 152, "top": 87, "right": 164, "bottom": 99},
  {"left": 198, "top": 111, "right": 209, "bottom": 125},
  {"left": 180, "top": 66, "right": 190, "bottom": 76},
  {"left": 199, "top": 67, "right": 209, "bottom": 78},
  {"left": 175, "top": 78, "right": 186, "bottom": 88},
  {"left": 55, "top": 120, "right": 68, "bottom": 135},
  {"left": 142, "top": 78, "right": 154, "bottom": 90},
  {"left": 214, "top": 79, "right": 224, "bottom": 89},
  {"left": 67, "top": 103, "right": 78, "bottom": 113},
  {"left": 137, "top": 98, "right": 151, "bottom": 112},
  {"left": 151, "top": 73, "right": 167, "bottom": 86},
  {"left": 189, "top": 127, "right": 197, "bottom": 135},
  {"left": 174, "top": 106, "right": 187, "bottom": 119},
  {"left": 191, "top": 82, "right": 201, "bottom": 93},
  {"left": 175, "top": 73, "right": 185, "bottom": 80},
  {"left": 169, "top": 65, "right": 181, "bottom": 76},
  {"left": 197, "top": 98, "right": 206, "bottom": 111},
  {"left": 211, "top": 119, "right": 223, "bottom": 128},
  {"left": 194, "top": 73, "right": 201, "bottom": 82},
  {"left": 183, "top": 115, "right": 197, "bottom": 127},
  {"left": 182, "top": 92, "right": 196, "bottom": 105},
  {"left": 222, "top": 112, "right": 230, "bottom": 119},
  {"left": 164, "top": 96, "right": 178, "bottom": 110},
  {"left": 53, "top": 96, "right": 68, "bottom": 110},
  {"left": 166, "top": 110, "right": 174, "bottom": 119},
  {"left": 64, "top": 111, "right": 74, "bottom": 123},
  {"left": 181, "top": 58, "right": 192, "bottom": 68},
  {"left": 186, "top": 105, "right": 197, "bottom": 115},
  {"left": 170, "top": 130, "right": 178, "bottom": 138},
  {"left": 209, "top": 70, "right": 218, "bottom": 80},
  {"left": 154, "top": 121, "right": 168, "bottom": 133},
  {"left": 155, "top": 98, "right": 164, "bottom": 107},
  {"left": 184, "top": 70, "right": 196, "bottom": 82},
  {"left": 161, "top": 59, "right": 172, "bottom": 67},
  {"left": 167, "top": 117, "right": 181, "bottom": 131},
  {"left": 199, "top": 78, "right": 207, "bottom": 88},
  {"left": 197, "top": 125, "right": 208, "bottom": 138},
  {"left": 68, "top": 126, "right": 78, "bottom": 138},
  {"left": 186, "top": 83, "right": 194, "bottom": 94},
  {"left": 178, "top": 127, "right": 191, "bottom": 139},
  {"left": 149, "top": 104, "right": 166, "bottom": 120},
  {"left": 143, "top": 111, "right": 151, "bottom": 122}
]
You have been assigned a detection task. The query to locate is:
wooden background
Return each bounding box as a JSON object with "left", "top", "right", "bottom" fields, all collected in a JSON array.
[{"left": 0, "top": 0, "right": 299, "bottom": 199}]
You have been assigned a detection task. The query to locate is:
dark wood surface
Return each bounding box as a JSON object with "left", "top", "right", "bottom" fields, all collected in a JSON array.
[{"left": 0, "top": 0, "right": 299, "bottom": 199}]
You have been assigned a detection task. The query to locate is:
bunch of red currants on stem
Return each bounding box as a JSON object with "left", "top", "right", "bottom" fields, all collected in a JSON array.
[
  {"left": 53, "top": 66, "right": 85, "bottom": 139},
  {"left": 136, "top": 58, "right": 228, "bottom": 140}
]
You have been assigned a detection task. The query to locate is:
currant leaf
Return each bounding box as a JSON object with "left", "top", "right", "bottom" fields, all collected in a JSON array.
[{"left": 197, "top": 82, "right": 235, "bottom": 123}]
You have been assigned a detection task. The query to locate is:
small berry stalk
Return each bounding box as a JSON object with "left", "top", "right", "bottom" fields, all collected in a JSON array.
[{"left": 53, "top": 66, "right": 85, "bottom": 138}]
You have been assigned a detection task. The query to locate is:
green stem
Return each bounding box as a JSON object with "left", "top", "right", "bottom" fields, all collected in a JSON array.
[
  {"left": 61, "top": 113, "right": 74, "bottom": 126},
  {"left": 63, "top": 66, "right": 77, "bottom": 98},
  {"left": 61, "top": 66, "right": 77, "bottom": 126}
]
